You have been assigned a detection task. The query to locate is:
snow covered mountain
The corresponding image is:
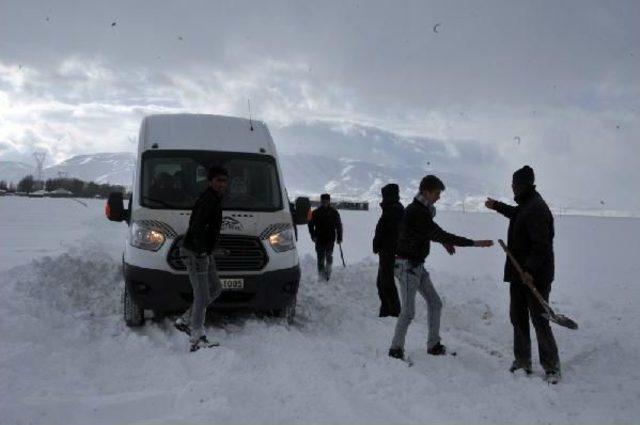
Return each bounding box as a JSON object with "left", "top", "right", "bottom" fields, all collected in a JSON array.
[
  {"left": 0, "top": 161, "right": 34, "bottom": 185},
  {"left": 280, "top": 153, "right": 496, "bottom": 207},
  {"left": 44, "top": 152, "right": 135, "bottom": 186},
  {"left": 0, "top": 122, "right": 504, "bottom": 204},
  {"left": 0, "top": 153, "right": 135, "bottom": 187},
  {"left": 274, "top": 121, "right": 507, "bottom": 206},
  {"left": 0, "top": 121, "right": 632, "bottom": 213}
]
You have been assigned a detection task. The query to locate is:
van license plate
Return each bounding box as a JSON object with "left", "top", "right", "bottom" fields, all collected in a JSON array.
[{"left": 221, "top": 278, "right": 244, "bottom": 290}]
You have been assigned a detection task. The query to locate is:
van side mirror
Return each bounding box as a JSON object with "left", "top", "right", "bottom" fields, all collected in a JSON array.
[
  {"left": 105, "top": 192, "right": 129, "bottom": 223},
  {"left": 294, "top": 197, "right": 311, "bottom": 225}
]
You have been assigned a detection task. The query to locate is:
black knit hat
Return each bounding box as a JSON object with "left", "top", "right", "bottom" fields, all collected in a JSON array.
[
  {"left": 320, "top": 193, "right": 330, "bottom": 201},
  {"left": 513, "top": 165, "right": 535, "bottom": 186},
  {"left": 381, "top": 183, "right": 400, "bottom": 203}
]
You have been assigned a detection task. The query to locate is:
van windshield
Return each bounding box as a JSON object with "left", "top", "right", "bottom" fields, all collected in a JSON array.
[{"left": 140, "top": 150, "right": 283, "bottom": 211}]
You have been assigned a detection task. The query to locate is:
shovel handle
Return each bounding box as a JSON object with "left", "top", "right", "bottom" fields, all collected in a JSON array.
[
  {"left": 498, "top": 239, "right": 578, "bottom": 330},
  {"left": 497, "top": 239, "right": 554, "bottom": 316},
  {"left": 497, "top": 239, "right": 526, "bottom": 277}
]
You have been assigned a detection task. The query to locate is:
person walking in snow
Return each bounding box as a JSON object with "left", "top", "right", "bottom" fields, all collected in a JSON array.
[
  {"left": 174, "top": 165, "right": 228, "bottom": 352},
  {"left": 308, "top": 193, "right": 343, "bottom": 281},
  {"left": 389, "top": 175, "right": 493, "bottom": 361},
  {"left": 485, "top": 165, "right": 561, "bottom": 383},
  {"left": 372, "top": 184, "right": 403, "bottom": 317}
]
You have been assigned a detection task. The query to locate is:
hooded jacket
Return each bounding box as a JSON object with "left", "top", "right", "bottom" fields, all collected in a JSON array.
[
  {"left": 373, "top": 184, "right": 404, "bottom": 254},
  {"left": 308, "top": 205, "right": 343, "bottom": 245},
  {"left": 495, "top": 188, "right": 555, "bottom": 284}
]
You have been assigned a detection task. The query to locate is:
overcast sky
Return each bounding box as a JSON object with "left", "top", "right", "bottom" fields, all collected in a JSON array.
[{"left": 1, "top": 0, "right": 638, "bottom": 209}]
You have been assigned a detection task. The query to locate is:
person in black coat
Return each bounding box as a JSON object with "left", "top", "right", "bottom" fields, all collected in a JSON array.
[
  {"left": 485, "top": 165, "right": 561, "bottom": 382},
  {"left": 372, "top": 184, "right": 403, "bottom": 317},
  {"left": 175, "top": 165, "right": 228, "bottom": 352},
  {"left": 389, "top": 175, "right": 493, "bottom": 361},
  {"left": 308, "top": 193, "right": 343, "bottom": 281}
]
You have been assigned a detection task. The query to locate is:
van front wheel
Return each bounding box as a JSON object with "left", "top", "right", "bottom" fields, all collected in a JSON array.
[{"left": 123, "top": 283, "right": 145, "bottom": 327}]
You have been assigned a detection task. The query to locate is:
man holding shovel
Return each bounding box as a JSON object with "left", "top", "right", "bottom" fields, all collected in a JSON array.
[{"left": 486, "top": 165, "right": 561, "bottom": 383}]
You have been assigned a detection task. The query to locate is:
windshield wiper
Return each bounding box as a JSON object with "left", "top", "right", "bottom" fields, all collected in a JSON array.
[{"left": 142, "top": 196, "right": 184, "bottom": 209}]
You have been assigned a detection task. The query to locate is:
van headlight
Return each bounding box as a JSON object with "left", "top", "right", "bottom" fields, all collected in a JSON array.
[
  {"left": 268, "top": 228, "right": 295, "bottom": 252},
  {"left": 130, "top": 222, "right": 166, "bottom": 251}
]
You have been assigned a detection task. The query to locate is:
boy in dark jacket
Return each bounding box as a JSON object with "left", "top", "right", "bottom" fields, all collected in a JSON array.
[
  {"left": 485, "top": 165, "right": 561, "bottom": 383},
  {"left": 389, "top": 175, "right": 493, "bottom": 360},
  {"left": 308, "top": 193, "right": 343, "bottom": 281},
  {"left": 175, "top": 165, "right": 228, "bottom": 352},
  {"left": 373, "top": 184, "right": 403, "bottom": 317}
]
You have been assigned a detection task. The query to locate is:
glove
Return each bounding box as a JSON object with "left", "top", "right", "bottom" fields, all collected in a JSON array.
[
  {"left": 485, "top": 198, "right": 499, "bottom": 210},
  {"left": 443, "top": 243, "right": 455, "bottom": 255}
]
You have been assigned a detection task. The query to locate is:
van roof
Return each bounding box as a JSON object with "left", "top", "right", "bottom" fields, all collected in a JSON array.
[{"left": 140, "top": 114, "right": 275, "bottom": 155}]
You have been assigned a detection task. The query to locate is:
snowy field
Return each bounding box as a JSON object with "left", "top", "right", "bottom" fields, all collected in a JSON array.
[{"left": 1, "top": 197, "right": 639, "bottom": 424}]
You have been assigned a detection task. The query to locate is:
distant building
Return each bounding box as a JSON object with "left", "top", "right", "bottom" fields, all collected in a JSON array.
[
  {"left": 27, "top": 190, "right": 48, "bottom": 198},
  {"left": 49, "top": 188, "right": 74, "bottom": 198},
  {"left": 309, "top": 198, "right": 369, "bottom": 211}
]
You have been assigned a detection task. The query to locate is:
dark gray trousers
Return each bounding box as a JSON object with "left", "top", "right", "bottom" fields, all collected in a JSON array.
[
  {"left": 315, "top": 241, "right": 334, "bottom": 277},
  {"left": 180, "top": 246, "right": 222, "bottom": 342},
  {"left": 376, "top": 252, "right": 400, "bottom": 317},
  {"left": 391, "top": 259, "right": 442, "bottom": 350},
  {"left": 510, "top": 282, "right": 561, "bottom": 373}
]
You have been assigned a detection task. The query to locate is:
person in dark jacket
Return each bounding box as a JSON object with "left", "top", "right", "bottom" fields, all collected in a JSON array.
[
  {"left": 372, "top": 184, "right": 403, "bottom": 317},
  {"left": 389, "top": 175, "right": 493, "bottom": 361},
  {"left": 175, "top": 165, "right": 228, "bottom": 352},
  {"left": 485, "top": 165, "right": 561, "bottom": 383},
  {"left": 308, "top": 193, "right": 343, "bottom": 281}
]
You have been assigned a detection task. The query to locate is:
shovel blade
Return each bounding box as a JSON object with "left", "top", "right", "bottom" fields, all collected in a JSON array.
[{"left": 543, "top": 312, "right": 579, "bottom": 330}]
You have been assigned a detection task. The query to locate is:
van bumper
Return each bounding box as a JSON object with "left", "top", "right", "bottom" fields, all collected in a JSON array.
[{"left": 124, "top": 263, "right": 300, "bottom": 312}]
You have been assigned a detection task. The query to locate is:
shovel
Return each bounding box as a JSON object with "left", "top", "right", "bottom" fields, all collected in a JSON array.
[{"left": 498, "top": 239, "right": 578, "bottom": 330}]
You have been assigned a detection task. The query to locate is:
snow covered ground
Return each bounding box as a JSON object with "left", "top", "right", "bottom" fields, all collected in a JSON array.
[{"left": 1, "top": 197, "right": 639, "bottom": 424}]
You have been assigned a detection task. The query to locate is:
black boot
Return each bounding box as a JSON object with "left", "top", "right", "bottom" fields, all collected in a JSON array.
[
  {"left": 509, "top": 360, "right": 532, "bottom": 375},
  {"left": 427, "top": 342, "right": 447, "bottom": 356},
  {"left": 388, "top": 347, "right": 405, "bottom": 360},
  {"left": 190, "top": 335, "right": 220, "bottom": 352},
  {"left": 544, "top": 370, "right": 561, "bottom": 384}
]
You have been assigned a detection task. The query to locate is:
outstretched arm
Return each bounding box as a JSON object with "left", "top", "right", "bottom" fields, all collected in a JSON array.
[
  {"left": 429, "top": 222, "right": 493, "bottom": 248},
  {"left": 486, "top": 197, "right": 518, "bottom": 219},
  {"left": 428, "top": 222, "right": 475, "bottom": 247}
]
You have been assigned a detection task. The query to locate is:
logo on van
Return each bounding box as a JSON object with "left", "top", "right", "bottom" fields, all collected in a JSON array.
[{"left": 221, "top": 216, "right": 244, "bottom": 232}]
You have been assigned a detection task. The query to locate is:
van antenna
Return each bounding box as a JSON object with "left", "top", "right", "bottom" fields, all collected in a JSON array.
[{"left": 247, "top": 99, "right": 254, "bottom": 131}]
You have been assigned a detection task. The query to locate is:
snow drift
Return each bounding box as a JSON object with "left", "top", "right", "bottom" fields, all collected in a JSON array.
[{"left": 1, "top": 198, "right": 639, "bottom": 424}]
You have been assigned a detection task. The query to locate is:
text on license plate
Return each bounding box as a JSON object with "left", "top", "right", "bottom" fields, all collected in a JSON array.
[{"left": 221, "top": 278, "right": 244, "bottom": 290}]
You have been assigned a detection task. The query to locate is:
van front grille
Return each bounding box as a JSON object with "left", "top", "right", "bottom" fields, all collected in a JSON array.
[{"left": 168, "top": 235, "right": 268, "bottom": 272}]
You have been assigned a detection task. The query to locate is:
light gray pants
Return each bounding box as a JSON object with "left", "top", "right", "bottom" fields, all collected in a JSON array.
[
  {"left": 180, "top": 247, "right": 222, "bottom": 342},
  {"left": 390, "top": 259, "right": 442, "bottom": 350}
]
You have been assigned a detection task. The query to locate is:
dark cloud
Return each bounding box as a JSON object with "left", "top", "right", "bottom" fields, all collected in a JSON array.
[{"left": 0, "top": 0, "right": 638, "bottom": 210}]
